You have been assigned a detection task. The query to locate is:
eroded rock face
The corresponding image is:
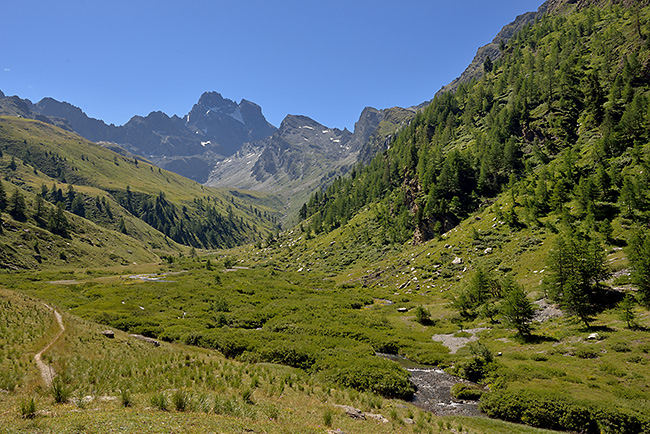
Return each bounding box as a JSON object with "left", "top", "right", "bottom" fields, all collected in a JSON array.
[{"left": 546, "top": 0, "right": 649, "bottom": 14}]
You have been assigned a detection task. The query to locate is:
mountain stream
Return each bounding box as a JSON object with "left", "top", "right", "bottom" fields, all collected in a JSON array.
[{"left": 378, "top": 353, "right": 483, "bottom": 417}]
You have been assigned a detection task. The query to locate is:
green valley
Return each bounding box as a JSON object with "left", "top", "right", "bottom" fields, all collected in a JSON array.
[{"left": 2, "top": 1, "right": 650, "bottom": 433}]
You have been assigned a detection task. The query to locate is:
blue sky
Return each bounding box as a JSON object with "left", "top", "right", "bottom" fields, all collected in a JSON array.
[{"left": 1, "top": 0, "right": 543, "bottom": 130}]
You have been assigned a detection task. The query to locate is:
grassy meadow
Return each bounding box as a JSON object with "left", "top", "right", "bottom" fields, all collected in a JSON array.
[{"left": 0, "top": 285, "right": 561, "bottom": 434}]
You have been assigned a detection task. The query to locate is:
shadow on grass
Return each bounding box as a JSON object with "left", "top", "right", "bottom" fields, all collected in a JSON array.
[
  {"left": 583, "top": 324, "right": 616, "bottom": 333},
  {"left": 514, "top": 333, "right": 559, "bottom": 344}
]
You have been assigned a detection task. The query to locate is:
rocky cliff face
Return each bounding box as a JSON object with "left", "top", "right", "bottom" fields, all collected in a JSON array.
[
  {"left": 205, "top": 114, "right": 358, "bottom": 223},
  {"left": 206, "top": 114, "right": 352, "bottom": 189},
  {"left": 546, "top": 0, "right": 649, "bottom": 13},
  {"left": 35, "top": 98, "right": 119, "bottom": 142},
  {"left": 205, "top": 106, "right": 415, "bottom": 224},
  {"left": 354, "top": 106, "right": 415, "bottom": 163}
]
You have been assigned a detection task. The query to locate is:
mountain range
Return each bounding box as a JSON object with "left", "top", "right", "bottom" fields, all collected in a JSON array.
[
  {"left": 0, "top": 91, "right": 277, "bottom": 183},
  {"left": 0, "top": 2, "right": 565, "bottom": 222},
  {"left": 0, "top": 90, "right": 415, "bottom": 222},
  {"left": 205, "top": 107, "right": 414, "bottom": 222},
  {"left": 0, "top": 0, "right": 620, "bottom": 226}
]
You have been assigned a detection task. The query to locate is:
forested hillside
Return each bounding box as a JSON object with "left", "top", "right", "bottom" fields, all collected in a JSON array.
[
  {"left": 303, "top": 2, "right": 650, "bottom": 246},
  {"left": 283, "top": 4, "right": 650, "bottom": 431},
  {"left": 0, "top": 117, "right": 283, "bottom": 268}
]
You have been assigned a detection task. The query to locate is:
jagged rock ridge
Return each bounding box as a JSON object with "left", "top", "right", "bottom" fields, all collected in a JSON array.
[
  {"left": 205, "top": 107, "right": 413, "bottom": 223},
  {"left": 0, "top": 91, "right": 276, "bottom": 183}
]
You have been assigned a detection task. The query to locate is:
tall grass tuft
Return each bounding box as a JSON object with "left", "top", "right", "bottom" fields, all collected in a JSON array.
[
  {"left": 18, "top": 397, "right": 36, "bottom": 419},
  {"left": 150, "top": 392, "right": 168, "bottom": 411},
  {"left": 241, "top": 387, "right": 254, "bottom": 404},
  {"left": 172, "top": 389, "right": 190, "bottom": 412},
  {"left": 51, "top": 378, "right": 69, "bottom": 404},
  {"left": 323, "top": 408, "right": 333, "bottom": 427},
  {"left": 120, "top": 388, "right": 132, "bottom": 408}
]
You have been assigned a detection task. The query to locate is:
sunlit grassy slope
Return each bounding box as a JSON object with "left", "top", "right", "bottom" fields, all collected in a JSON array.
[{"left": 0, "top": 116, "right": 284, "bottom": 268}]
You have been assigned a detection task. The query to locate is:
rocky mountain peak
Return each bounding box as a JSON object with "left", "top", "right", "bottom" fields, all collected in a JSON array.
[
  {"left": 279, "top": 114, "right": 320, "bottom": 131},
  {"left": 193, "top": 91, "right": 240, "bottom": 118}
]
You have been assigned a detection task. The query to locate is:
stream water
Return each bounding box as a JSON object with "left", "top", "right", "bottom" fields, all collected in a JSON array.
[{"left": 378, "top": 353, "right": 483, "bottom": 417}]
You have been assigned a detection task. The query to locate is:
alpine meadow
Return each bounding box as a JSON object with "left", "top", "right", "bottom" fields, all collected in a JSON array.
[{"left": 2, "top": 1, "right": 650, "bottom": 433}]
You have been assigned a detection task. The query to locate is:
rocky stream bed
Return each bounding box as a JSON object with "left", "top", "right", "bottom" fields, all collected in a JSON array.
[{"left": 378, "top": 353, "right": 483, "bottom": 417}]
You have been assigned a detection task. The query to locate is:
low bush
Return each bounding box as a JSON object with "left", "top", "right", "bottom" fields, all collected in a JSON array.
[
  {"left": 575, "top": 347, "right": 599, "bottom": 359},
  {"left": 530, "top": 353, "right": 548, "bottom": 361},
  {"left": 451, "top": 383, "right": 484, "bottom": 400},
  {"left": 480, "top": 389, "right": 650, "bottom": 434},
  {"left": 315, "top": 350, "right": 414, "bottom": 399},
  {"left": 610, "top": 342, "right": 631, "bottom": 353}
]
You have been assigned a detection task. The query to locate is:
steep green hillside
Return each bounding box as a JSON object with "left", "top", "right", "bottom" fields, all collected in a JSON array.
[
  {"left": 281, "top": 2, "right": 650, "bottom": 432},
  {"left": 303, "top": 1, "right": 650, "bottom": 244},
  {"left": 0, "top": 116, "right": 283, "bottom": 268}
]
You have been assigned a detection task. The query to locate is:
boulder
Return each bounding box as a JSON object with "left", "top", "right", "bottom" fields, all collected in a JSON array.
[
  {"left": 129, "top": 334, "right": 160, "bottom": 347},
  {"left": 366, "top": 413, "right": 389, "bottom": 423}
]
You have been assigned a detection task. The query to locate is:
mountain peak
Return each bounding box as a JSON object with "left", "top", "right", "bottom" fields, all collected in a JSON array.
[
  {"left": 279, "top": 114, "right": 321, "bottom": 130},
  {"left": 197, "top": 91, "right": 233, "bottom": 109}
]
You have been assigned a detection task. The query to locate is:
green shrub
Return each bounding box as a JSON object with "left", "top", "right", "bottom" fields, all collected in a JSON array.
[
  {"left": 480, "top": 390, "right": 650, "bottom": 434},
  {"left": 610, "top": 342, "right": 631, "bottom": 353},
  {"left": 414, "top": 306, "right": 432, "bottom": 325},
  {"left": 315, "top": 351, "right": 414, "bottom": 399},
  {"left": 451, "top": 383, "right": 484, "bottom": 400},
  {"left": 575, "top": 347, "right": 599, "bottom": 359},
  {"left": 530, "top": 353, "right": 548, "bottom": 361},
  {"left": 459, "top": 357, "right": 489, "bottom": 382}
]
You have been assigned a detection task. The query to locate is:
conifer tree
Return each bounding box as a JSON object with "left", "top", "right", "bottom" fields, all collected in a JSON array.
[
  {"left": 0, "top": 180, "right": 6, "bottom": 211},
  {"left": 48, "top": 202, "right": 68, "bottom": 236},
  {"left": 628, "top": 228, "right": 650, "bottom": 308},
  {"left": 9, "top": 189, "right": 26, "bottom": 221},
  {"left": 545, "top": 231, "right": 609, "bottom": 327},
  {"left": 501, "top": 278, "right": 535, "bottom": 336}
]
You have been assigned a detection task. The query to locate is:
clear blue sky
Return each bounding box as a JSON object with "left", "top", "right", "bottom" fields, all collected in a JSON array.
[{"left": 1, "top": 0, "right": 543, "bottom": 130}]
